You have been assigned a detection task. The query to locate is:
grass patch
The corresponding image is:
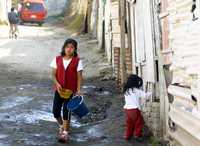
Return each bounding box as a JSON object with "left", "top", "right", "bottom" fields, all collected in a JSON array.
[
  {"left": 150, "top": 136, "right": 160, "bottom": 146},
  {"left": 47, "top": 13, "right": 65, "bottom": 23},
  {"left": 65, "top": 13, "right": 85, "bottom": 32},
  {"left": 49, "top": 13, "right": 65, "bottom": 20}
]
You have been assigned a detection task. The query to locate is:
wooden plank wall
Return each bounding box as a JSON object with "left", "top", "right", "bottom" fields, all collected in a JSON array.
[{"left": 166, "top": 0, "right": 200, "bottom": 145}]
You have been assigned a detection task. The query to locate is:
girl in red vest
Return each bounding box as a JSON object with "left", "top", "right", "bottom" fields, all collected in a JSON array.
[
  {"left": 123, "top": 74, "right": 151, "bottom": 141},
  {"left": 50, "top": 38, "right": 83, "bottom": 142}
]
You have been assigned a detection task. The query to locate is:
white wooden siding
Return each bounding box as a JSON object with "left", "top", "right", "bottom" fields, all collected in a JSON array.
[{"left": 167, "top": 0, "right": 200, "bottom": 145}]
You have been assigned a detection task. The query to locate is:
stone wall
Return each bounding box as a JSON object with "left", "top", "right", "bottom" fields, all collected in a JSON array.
[
  {"left": 141, "top": 102, "right": 162, "bottom": 138},
  {"left": 44, "top": 0, "right": 69, "bottom": 17},
  {"left": 64, "top": 0, "right": 89, "bottom": 32}
]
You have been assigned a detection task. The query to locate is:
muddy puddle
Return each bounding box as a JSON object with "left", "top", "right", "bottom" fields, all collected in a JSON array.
[
  {"left": 82, "top": 85, "right": 112, "bottom": 96},
  {"left": 0, "top": 83, "right": 112, "bottom": 146},
  {"left": 0, "top": 96, "right": 33, "bottom": 110},
  {"left": 71, "top": 124, "right": 107, "bottom": 142},
  {"left": 0, "top": 134, "right": 10, "bottom": 146}
]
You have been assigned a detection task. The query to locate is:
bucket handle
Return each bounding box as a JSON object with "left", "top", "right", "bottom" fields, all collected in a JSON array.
[{"left": 69, "top": 96, "right": 84, "bottom": 111}]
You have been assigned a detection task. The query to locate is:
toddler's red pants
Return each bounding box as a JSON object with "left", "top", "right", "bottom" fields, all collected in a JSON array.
[{"left": 124, "top": 108, "right": 144, "bottom": 139}]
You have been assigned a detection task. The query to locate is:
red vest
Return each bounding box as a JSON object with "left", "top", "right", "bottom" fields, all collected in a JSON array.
[{"left": 56, "top": 56, "right": 79, "bottom": 93}]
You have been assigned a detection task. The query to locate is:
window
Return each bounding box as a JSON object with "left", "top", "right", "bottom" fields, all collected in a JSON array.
[{"left": 25, "top": 3, "right": 44, "bottom": 12}]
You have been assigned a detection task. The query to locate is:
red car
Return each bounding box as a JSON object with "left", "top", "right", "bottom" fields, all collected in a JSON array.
[{"left": 19, "top": 0, "right": 47, "bottom": 26}]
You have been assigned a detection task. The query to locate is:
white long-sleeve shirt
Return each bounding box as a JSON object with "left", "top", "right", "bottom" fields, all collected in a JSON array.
[{"left": 124, "top": 88, "right": 152, "bottom": 110}]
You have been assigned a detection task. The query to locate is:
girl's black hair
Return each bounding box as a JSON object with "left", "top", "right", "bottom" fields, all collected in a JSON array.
[
  {"left": 123, "top": 74, "right": 143, "bottom": 94},
  {"left": 11, "top": 7, "right": 15, "bottom": 12},
  {"left": 61, "top": 38, "right": 78, "bottom": 57}
]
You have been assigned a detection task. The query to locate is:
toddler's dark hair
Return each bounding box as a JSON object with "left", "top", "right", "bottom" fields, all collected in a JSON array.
[{"left": 123, "top": 74, "right": 143, "bottom": 94}]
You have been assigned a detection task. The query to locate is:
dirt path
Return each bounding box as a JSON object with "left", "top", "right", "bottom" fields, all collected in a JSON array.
[{"left": 0, "top": 22, "right": 151, "bottom": 146}]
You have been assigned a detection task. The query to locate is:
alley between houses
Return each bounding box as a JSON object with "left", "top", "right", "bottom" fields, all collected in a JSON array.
[
  {"left": 0, "top": 17, "right": 157, "bottom": 146},
  {"left": 2, "top": 0, "right": 200, "bottom": 146}
]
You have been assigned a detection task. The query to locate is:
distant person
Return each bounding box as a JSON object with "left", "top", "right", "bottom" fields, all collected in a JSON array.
[
  {"left": 50, "top": 39, "right": 83, "bottom": 143},
  {"left": 8, "top": 7, "right": 19, "bottom": 39},
  {"left": 123, "top": 74, "right": 151, "bottom": 141},
  {"left": 17, "top": 3, "right": 22, "bottom": 12},
  {"left": 17, "top": 3, "right": 22, "bottom": 17}
]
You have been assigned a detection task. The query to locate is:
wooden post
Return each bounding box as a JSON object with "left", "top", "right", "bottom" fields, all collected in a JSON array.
[
  {"left": 154, "top": 0, "right": 169, "bottom": 138},
  {"left": 128, "top": 1, "right": 136, "bottom": 74},
  {"left": 126, "top": 2, "right": 132, "bottom": 63},
  {"left": 97, "top": 0, "right": 104, "bottom": 50},
  {"left": 119, "top": 0, "right": 127, "bottom": 86}
]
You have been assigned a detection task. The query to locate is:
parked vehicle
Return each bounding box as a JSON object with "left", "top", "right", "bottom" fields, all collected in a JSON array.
[{"left": 19, "top": 0, "right": 47, "bottom": 26}]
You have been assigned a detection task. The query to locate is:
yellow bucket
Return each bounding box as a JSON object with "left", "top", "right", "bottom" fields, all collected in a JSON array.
[{"left": 59, "top": 89, "right": 73, "bottom": 99}]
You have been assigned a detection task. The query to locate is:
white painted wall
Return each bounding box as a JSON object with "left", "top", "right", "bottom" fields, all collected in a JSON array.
[
  {"left": 0, "top": 0, "right": 11, "bottom": 22},
  {"left": 134, "top": 0, "right": 155, "bottom": 83}
]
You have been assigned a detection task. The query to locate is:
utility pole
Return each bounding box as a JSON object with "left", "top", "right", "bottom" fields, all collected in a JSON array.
[{"left": 119, "top": 0, "right": 126, "bottom": 86}]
